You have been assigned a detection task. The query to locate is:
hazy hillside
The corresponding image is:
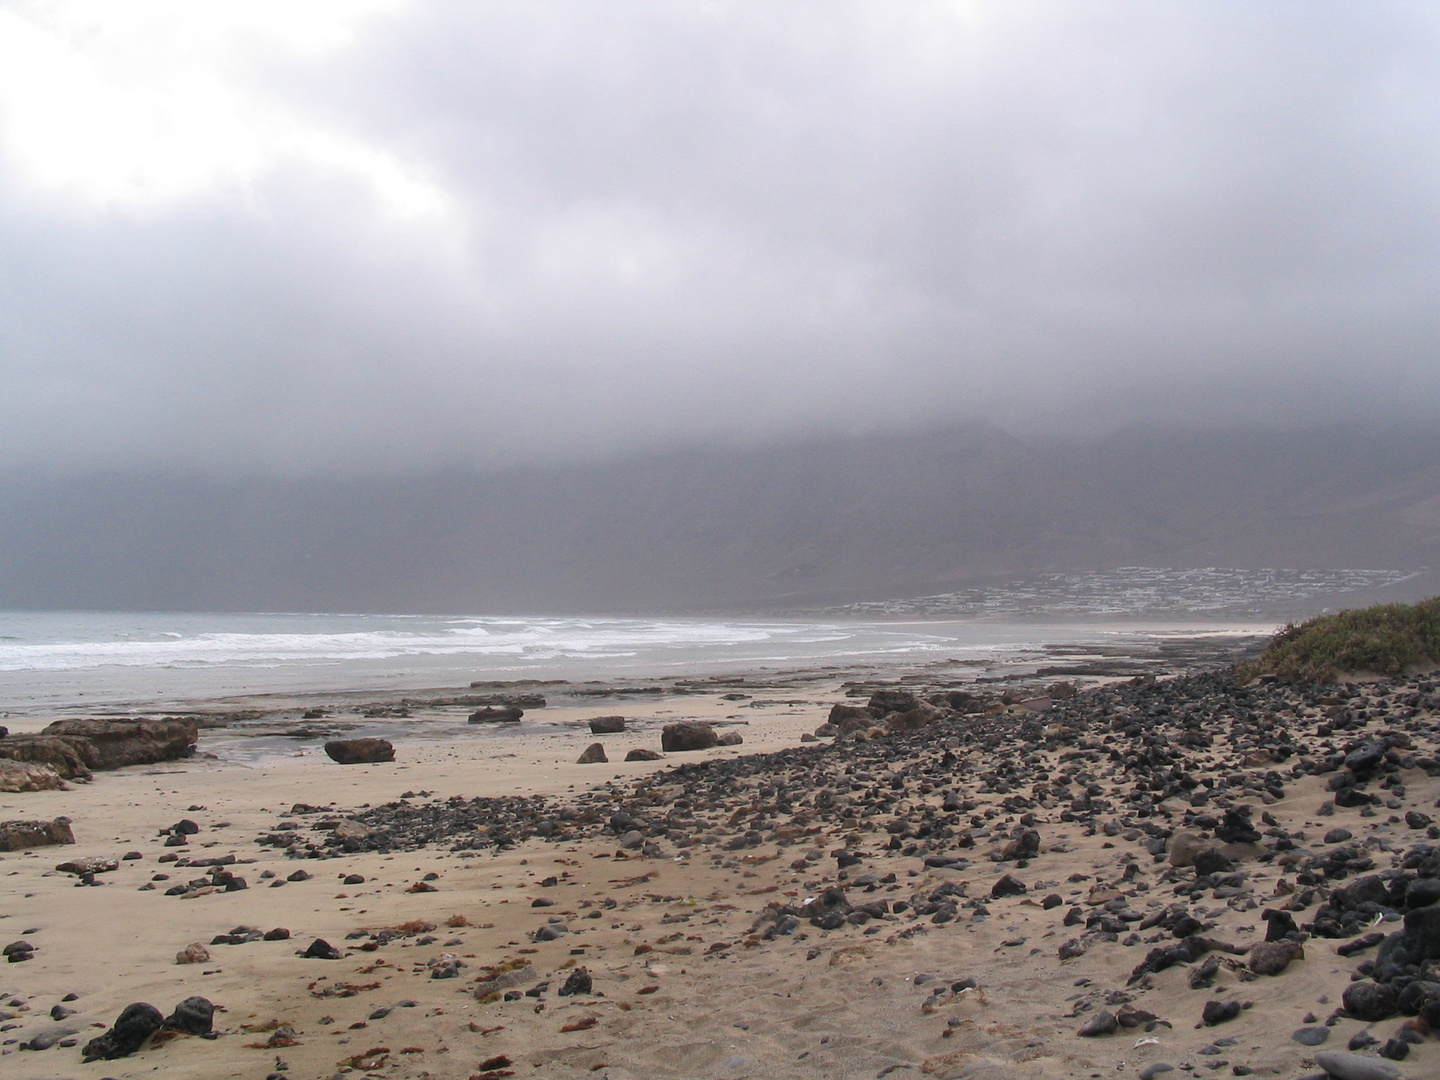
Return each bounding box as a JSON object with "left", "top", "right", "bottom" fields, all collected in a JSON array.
[{"left": 1, "top": 424, "right": 1438, "bottom": 614}]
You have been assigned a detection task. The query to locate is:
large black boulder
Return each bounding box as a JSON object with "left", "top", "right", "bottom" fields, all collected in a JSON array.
[
  {"left": 1407, "top": 878, "right": 1440, "bottom": 908},
  {"left": 990, "top": 874, "right": 1027, "bottom": 899},
  {"left": 661, "top": 722, "right": 718, "bottom": 752},
  {"left": 1215, "top": 806, "right": 1260, "bottom": 844},
  {"left": 1397, "top": 980, "right": 1440, "bottom": 1016},
  {"left": 163, "top": 996, "right": 215, "bottom": 1035},
  {"left": 1343, "top": 980, "right": 1398, "bottom": 1021},
  {"left": 82, "top": 1002, "right": 164, "bottom": 1060},
  {"left": 1343, "top": 741, "right": 1386, "bottom": 775}
]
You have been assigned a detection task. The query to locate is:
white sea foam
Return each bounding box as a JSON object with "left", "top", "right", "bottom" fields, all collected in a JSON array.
[{"left": 0, "top": 607, "right": 1275, "bottom": 715}]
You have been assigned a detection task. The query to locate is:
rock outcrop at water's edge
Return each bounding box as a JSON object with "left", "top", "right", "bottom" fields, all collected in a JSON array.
[
  {"left": 0, "top": 735, "right": 96, "bottom": 779},
  {"left": 4, "top": 717, "right": 201, "bottom": 773}
]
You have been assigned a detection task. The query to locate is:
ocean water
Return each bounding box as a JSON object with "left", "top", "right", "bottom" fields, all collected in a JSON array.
[{"left": 0, "top": 609, "right": 1271, "bottom": 715}]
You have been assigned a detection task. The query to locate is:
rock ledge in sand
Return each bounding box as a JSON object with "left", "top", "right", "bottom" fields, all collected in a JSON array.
[
  {"left": 324, "top": 738, "right": 395, "bottom": 764},
  {"left": 0, "top": 817, "right": 75, "bottom": 851}
]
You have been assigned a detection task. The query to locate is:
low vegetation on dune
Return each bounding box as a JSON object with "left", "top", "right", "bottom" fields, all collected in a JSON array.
[{"left": 1242, "top": 596, "right": 1440, "bottom": 682}]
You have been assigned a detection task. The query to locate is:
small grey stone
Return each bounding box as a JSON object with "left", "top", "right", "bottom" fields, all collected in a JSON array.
[
  {"left": 1293, "top": 1027, "right": 1330, "bottom": 1046},
  {"left": 1138, "top": 1065, "right": 1175, "bottom": 1080},
  {"left": 1201, "top": 999, "right": 1241, "bottom": 1025},
  {"left": 1077, "top": 1009, "right": 1117, "bottom": 1037},
  {"left": 23, "top": 1025, "right": 78, "bottom": 1050}
]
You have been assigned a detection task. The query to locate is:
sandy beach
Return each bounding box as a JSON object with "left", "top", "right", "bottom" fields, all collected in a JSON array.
[{"left": 3, "top": 645, "right": 1439, "bottom": 1080}]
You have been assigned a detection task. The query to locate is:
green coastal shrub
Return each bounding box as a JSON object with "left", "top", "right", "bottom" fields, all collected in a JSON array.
[{"left": 1241, "top": 597, "right": 1440, "bottom": 683}]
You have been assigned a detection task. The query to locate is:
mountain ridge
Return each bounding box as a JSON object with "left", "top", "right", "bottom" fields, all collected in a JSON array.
[{"left": 1, "top": 423, "right": 1437, "bottom": 614}]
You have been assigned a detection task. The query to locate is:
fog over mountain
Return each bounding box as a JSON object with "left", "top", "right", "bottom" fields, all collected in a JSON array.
[
  {"left": 1, "top": 4, "right": 1438, "bottom": 613},
  {"left": 1, "top": 3, "right": 1438, "bottom": 478},
  {"left": 3, "top": 424, "right": 1437, "bottom": 614}
]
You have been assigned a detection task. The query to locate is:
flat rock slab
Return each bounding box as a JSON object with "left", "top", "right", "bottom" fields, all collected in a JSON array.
[
  {"left": 0, "top": 760, "right": 68, "bottom": 792},
  {"left": 56, "top": 856, "right": 119, "bottom": 875},
  {"left": 0, "top": 818, "right": 76, "bottom": 851}
]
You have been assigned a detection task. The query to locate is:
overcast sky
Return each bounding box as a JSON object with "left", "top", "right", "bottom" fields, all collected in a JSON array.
[{"left": 0, "top": 1, "right": 1437, "bottom": 475}]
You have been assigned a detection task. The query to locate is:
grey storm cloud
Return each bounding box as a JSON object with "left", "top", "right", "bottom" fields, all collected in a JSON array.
[{"left": 0, "top": 0, "right": 1438, "bottom": 474}]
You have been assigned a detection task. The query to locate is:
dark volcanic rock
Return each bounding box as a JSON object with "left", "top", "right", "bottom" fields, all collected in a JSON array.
[
  {"left": 990, "top": 874, "right": 1027, "bottom": 898},
  {"left": 1336, "top": 932, "right": 1385, "bottom": 957},
  {"left": 828, "top": 703, "right": 876, "bottom": 726},
  {"left": 576, "top": 742, "right": 607, "bottom": 764},
  {"left": 83, "top": 1002, "right": 164, "bottom": 1060},
  {"left": 557, "top": 967, "right": 592, "bottom": 996},
  {"left": 1396, "top": 979, "right": 1440, "bottom": 1016},
  {"left": 1402, "top": 902, "right": 1440, "bottom": 956},
  {"left": 588, "top": 716, "right": 625, "bottom": 734},
  {"left": 302, "top": 938, "right": 343, "bottom": 959},
  {"left": 1215, "top": 806, "right": 1260, "bottom": 844},
  {"left": 999, "top": 828, "right": 1040, "bottom": 861},
  {"left": 1370, "top": 905, "right": 1440, "bottom": 983},
  {"left": 1201, "top": 999, "right": 1242, "bottom": 1026},
  {"left": 886, "top": 702, "right": 944, "bottom": 734},
  {"left": 624, "top": 748, "right": 663, "bottom": 761},
  {"left": 1406, "top": 878, "right": 1440, "bottom": 908},
  {"left": 470, "top": 706, "right": 524, "bottom": 723},
  {"left": 804, "top": 886, "right": 852, "bottom": 926},
  {"left": 1193, "top": 848, "right": 1236, "bottom": 877},
  {"left": 1130, "top": 942, "right": 1201, "bottom": 985},
  {"left": 1309, "top": 874, "right": 1394, "bottom": 939},
  {"left": 323, "top": 738, "right": 394, "bottom": 764},
  {"left": 1342, "top": 980, "right": 1398, "bottom": 1021},
  {"left": 866, "top": 689, "right": 916, "bottom": 715},
  {"left": 1343, "top": 741, "right": 1386, "bottom": 775},
  {"left": 163, "top": 996, "right": 215, "bottom": 1034},
  {"left": 1249, "top": 939, "right": 1304, "bottom": 976},
  {"left": 1262, "top": 908, "right": 1298, "bottom": 941},
  {"left": 661, "top": 722, "right": 718, "bottom": 752}
]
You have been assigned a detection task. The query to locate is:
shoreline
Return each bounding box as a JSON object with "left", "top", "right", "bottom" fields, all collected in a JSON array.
[{"left": 0, "top": 625, "right": 1268, "bottom": 727}]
